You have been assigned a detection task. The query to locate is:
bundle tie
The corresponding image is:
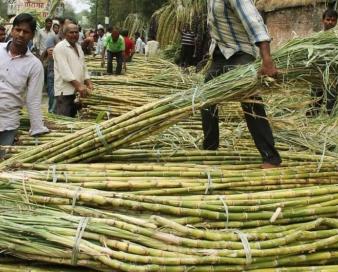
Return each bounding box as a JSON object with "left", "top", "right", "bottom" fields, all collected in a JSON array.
[
  {"left": 64, "top": 172, "right": 69, "bottom": 183},
  {"left": 22, "top": 173, "right": 30, "bottom": 204},
  {"left": 71, "top": 187, "right": 82, "bottom": 213},
  {"left": 70, "top": 124, "right": 74, "bottom": 133},
  {"left": 233, "top": 229, "right": 252, "bottom": 265},
  {"left": 47, "top": 165, "right": 58, "bottom": 183},
  {"left": 106, "top": 111, "right": 111, "bottom": 120},
  {"left": 71, "top": 217, "right": 90, "bottom": 265},
  {"left": 204, "top": 171, "right": 213, "bottom": 195},
  {"left": 192, "top": 86, "right": 199, "bottom": 115},
  {"left": 34, "top": 137, "right": 39, "bottom": 146},
  {"left": 95, "top": 124, "right": 109, "bottom": 149},
  {"left": 219, "top": 196, "right": 229, "bottom": 228}
]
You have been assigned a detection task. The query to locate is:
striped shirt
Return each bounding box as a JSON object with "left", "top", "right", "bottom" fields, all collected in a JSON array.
[
  {"left": 181, "top": 31, "right": 196, "bottom": 46},
  {"left": 208, "top": 0, "right": 271, "bottom": 59}
]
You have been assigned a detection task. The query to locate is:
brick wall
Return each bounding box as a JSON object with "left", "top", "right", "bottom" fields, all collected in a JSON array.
[{"left": 265, "top": 4, "right": 327, "bottom": 50}]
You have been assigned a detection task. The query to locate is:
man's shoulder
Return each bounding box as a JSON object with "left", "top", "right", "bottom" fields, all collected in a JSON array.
[
  {"left": 25, "top": 52, "right": 44, "bottom": 73},
  {"left": 54, "top": 39, "right": 67, "bottom": 49}
]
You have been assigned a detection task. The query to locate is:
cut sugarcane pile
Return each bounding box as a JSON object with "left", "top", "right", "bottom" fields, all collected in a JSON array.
[
  {"left": 0, "top": 168, "right": 338, "bottom": 271},
  {"left": 81, "top": 56, "right": 197, "bottom": 119},
  {"left": 1, "top": 32, "right": 338, "bottom": 272}
]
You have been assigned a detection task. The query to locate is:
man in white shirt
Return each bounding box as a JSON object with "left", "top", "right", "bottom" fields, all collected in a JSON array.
[
  {"left": 145, "top": 35, "right": 160, "bottom": 59},
  {"left": 94, "top": 26, "right": 105, "bottom": 56},
  {"left": 135, "top": 32, "right": 145, "bottom": 54},
  {"left": 34, "top": 17, "right": 54, "bottom": 57},
  {"left": 0, "top": 13, "right": 49, "bottom": 158},
  {"left": 53, "top": 23, "right": 92, "bottom": 117}
]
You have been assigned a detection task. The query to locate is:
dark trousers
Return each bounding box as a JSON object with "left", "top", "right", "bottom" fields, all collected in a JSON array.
[
  {"left": 107, "top": 51, "right": 123, "bottom": 75},
  {"left": 180, "top": 45, "right": 195, "bottom": 67},
  {"left": 201, "top": 48, "right": 281, "bottom": 165},
  {"left": 47, "top": 70, "right": 56, "bottom": 113},
  {"left": 0, "top": 130, "right": 17, "bottom": 159},
  {"left": 56, "top": 94, "right": 77, "bottom": 118},
  {"left": 308, "top": 86, "right": 337, "bottom": 116}
]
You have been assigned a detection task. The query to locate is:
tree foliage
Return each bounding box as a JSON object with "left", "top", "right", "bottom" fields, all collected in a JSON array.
[
  {"left": 0, "top": 0, "right": 8, "bottom": 20},
  {"left": 86, "top": 0, "right": 167, "bottom": 28}
]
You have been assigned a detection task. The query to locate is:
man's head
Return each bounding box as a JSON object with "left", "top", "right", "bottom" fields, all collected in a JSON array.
[
  {"left": 45, "top": 17, "right": 53, "bottom": 31},
  {"left": 97, "top": 27, "right": 104, "bottom": 37},
  {"left": 0, "top": 25, "right": 6, "bottom": 42},
  {"left": 135, "top": 32, "right": 140, "bottom": 38},
  {"left": 107, "top": 26, "right": 113, "bottom": 33},
  {"left": 322, "top": 9, "right": 338, "bottom": 31},
  {"left": 121, "top": 29, "right": 129, "bottom": 38},
  {"left": 183, "top": 23, "right": 190, "bottom": 32},
  {"left": 53, "top": 23, "right": 60, "bottom": 34},
  {"left": 11, "top": 13, "right": 36, "bottom": 49},
  {"left": 64, "top": 23, "right": 79, "bottom": 46},
  {"left": 112, "top": 30, "right": 119, "bottom": 42}
]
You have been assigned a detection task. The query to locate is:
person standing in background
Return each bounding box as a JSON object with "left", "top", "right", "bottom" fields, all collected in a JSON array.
[
  {"left": 52, "top": 23, "right": 60, "bottom": 36},
  {"left": 145, "top": 35, "right": 160, "bottom": 59},
  {"left": 94, "top": 26, "right": 105, "bottom": 57},
  {"left": 44, "top": 17, "right": 74, "bottom": 113},
  {"left": 102, "top": 30, "right": 125, "bottom": 75},
  {"left": 121, "top": 29, "right": 135, "bottom": 62},
  {"left": 307, "top": 9, "right": 338, "bottom": 117},
  {"left": 135, "top": 32, "right": 145, "bottom": 54},
  {"left": 53, "top": 23, "right": 92, "bottom": 117},
  {"left": 180, "top": 23, "right": 197, "bottom": 68},
  {"left": 34, "top": 17, "right": 54, "bottom": 58}
]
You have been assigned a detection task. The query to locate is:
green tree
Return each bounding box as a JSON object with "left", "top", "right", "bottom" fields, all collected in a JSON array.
[
  {"left": 86, "top": 0, "right": 167, "bottom": 28},
  {"left": 0, "top": 0, "right": 8, "bottom": 19},
  {"left": 63, "top": 2, "right": 78, "bottom": 22}
]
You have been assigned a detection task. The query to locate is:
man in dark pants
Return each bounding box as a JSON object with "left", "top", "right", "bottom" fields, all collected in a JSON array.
[
  {"left": 202, "top": 0, "right": 281, "bottom": 168},
  {"left": 102, "top": 30, "right": 125, "bottom": 75}
]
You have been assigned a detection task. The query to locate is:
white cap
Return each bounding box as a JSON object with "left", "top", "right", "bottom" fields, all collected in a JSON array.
[{"left": 97, "top": 24, "right": 104, "bottom": 30}]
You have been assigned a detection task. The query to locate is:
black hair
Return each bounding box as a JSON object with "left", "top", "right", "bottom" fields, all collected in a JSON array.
[
  {"left": 135, "top": 31, "right": 140, "bottom": 37},
  {"left": 45, "top": 17, "right": 52, "bottom": 23},
  {"left": 0, "top": 25, "right": 5, "bottom": 32},
  {"left": 323, "top": 9, "right": 338, "bottom": 19},
  {"left": 13, "top": 13, "right": 36, "bottom": 33},
  {"left": 107, "top": 26, "right": 113, "bottom": 32},
  {"left": 55, "top": 16, "right": 75, "bottom": 25},
  {"left": 121, "top": 29, "right": 129, "bottom": 37},
  {"left": 55, "top": 16, "right": 65, "bottom": 24}
]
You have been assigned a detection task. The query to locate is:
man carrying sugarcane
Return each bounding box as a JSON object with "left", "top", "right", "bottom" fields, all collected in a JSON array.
[
  {"left": 202, "top": 0, "right": 281, "bottom": 169},
  {"left": 0, "top": 13, "right": 49, "bottom": 158},
  {"left": 307, "top": 9, "right": 338, "bottom": 117}
]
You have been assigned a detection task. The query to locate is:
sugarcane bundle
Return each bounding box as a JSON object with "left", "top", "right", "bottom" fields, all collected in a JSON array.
[
  {"left": 0, "top": 188, "right": 338, "bottom": 271},
  {"left": 3, "top": 160, "right": 338, "bottom": 211},
  {"left": 152, "top": 0, "right": 207, "bottom": 48},
  {"left": 123, "top": 13, "right": 147, "bottom": 38},
  {"left": 86, "top": 55, "right": 193, "bottom": 84},
  {"left": 1, "top": 30, "right": 337, "bottom": 168}
]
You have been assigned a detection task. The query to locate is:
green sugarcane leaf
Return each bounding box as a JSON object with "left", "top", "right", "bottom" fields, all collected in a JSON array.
[
  {"left": 308, "top": 46, "right": 314, "bottom": 59},
  {"left": 95, "top": 112, "right": 106, "bottom": 123}
]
